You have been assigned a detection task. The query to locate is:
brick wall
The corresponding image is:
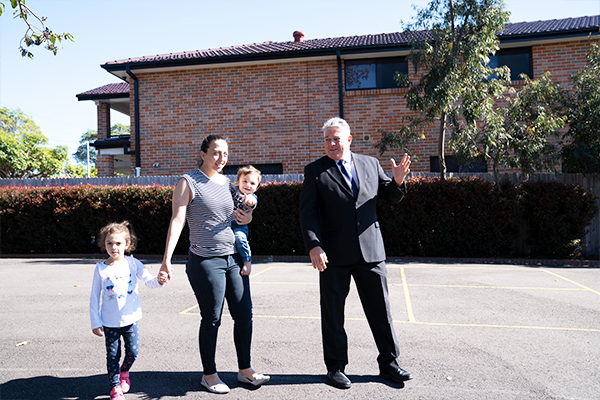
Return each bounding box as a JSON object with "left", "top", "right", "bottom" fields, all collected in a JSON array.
[
  {"left": 134, "top": 60, "right": 337, "bottom": 176},
  {"left": 113, "top": 38, "right": 594, "bottom": 177},
  {"left": 533, "top": 39, "right": 591, "bottom": 85},
  {"left": 96, "top": 102, "right": 114, "bottom": 176}
]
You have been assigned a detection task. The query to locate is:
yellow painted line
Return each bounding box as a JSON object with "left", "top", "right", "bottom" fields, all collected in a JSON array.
[
  {"left": 392, "top": 283, "right": 587, "bottom": 291},
  {"left": 177, "top": 267, "right": 280, "bottom": 314},
  {"left": 249, "top": 266, "right": 276, "bottom": 279},
  {"left": 254, "top": 315, "right": 600, "bottom": 332},
  {"left": 249, "top": 281, "right": 318, "bottom": 285},
  {"left": 177, "top": 311, "right": 600, "bottom": 332},
  {"left": 178, "top": 304, "right": 199, "bottom": 315},
  {"left": 388, "top": 265, "right": 530, "bottom": 271},
  {"left": 400, "top": 267, "right": 416, "bottom": 323},
  {"left": 253, "top": 314, "right": 319, "bottom": 320},
  {"left": 401, "top": 321, "right": 600, "bottom": 333},
  {"left": 541, "top": 269, "right": 600, "bottom": 296}
]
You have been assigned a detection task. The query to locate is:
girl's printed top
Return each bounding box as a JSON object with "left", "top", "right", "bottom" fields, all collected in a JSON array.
[
  {"left": 182, "top": 169, "right": 236, "bottom": 257},
  {"left": 90, "top": 255, "right": 162, "bottom": 329}
]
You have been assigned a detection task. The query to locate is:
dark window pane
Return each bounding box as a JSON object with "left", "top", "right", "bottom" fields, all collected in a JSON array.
[
  {"left": 345, "top": 63, "right": 376, "bottom": 89},
  {"left": 378, "top": 61, "right": 408, "bottom": 88},
  {"left": 430, "top": 156, "right": 487, "bottom": 173},
  {"left": 489, "top": 47, "right": 531, "bottom": 81},
  {"left": 430, "top": 156, "right": 459, "bottom": 173},
  {"left": 223, "top": 163, "right": 283, "bottom": 175},
  {"left": 500, "top": 53, "right": 530, "bottom": 80},
  {"left": 345, "top": 57, "right": 407, "bottom": 90}
]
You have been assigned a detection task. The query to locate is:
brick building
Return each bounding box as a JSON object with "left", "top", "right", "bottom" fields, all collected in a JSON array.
[{"left": 76, "top": 16, "right": 600, "bottom": 177}]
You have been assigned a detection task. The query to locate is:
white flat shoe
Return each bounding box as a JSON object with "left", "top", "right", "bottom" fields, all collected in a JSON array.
[
  {"left": 237, "top": 372, "right": 270, "bottom": 386},
  {"left": 201, "top": 376, "right": 230, "bottom": 394}
]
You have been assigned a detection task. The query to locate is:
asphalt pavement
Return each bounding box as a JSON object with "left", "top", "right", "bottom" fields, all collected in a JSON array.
[{"left": 1, "top": 258, "right": 599, "bottom": 400}]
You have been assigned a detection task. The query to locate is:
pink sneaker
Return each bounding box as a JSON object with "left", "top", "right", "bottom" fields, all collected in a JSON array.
[
  {"left": 120, "top": 370, "right": 130, "bottom": 393},
  {"left": 110, "top": 386, "right": 124, "bottom": 399}
]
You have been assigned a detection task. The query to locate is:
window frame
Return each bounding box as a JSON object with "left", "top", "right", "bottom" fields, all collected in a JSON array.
[
  {"left": 344, "top": 56, "right": 409, "bottom": 90},
  {"left": 223, "top": 163, "right": 283, "bottom": 176},
  {"left": 430, "top": 155, "right": 488, "bottom": 173},
  {"left": 489, "top": 47, "right": 533, "bottom": 81}
]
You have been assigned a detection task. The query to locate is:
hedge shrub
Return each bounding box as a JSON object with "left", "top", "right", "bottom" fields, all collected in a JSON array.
[
  {"left": 519, "top": 181, "right": 598, "bottom": 258},
  {"left": 0, "top": 178, "right": 596, "bottom": 259},
  {"left": 378, "top": 177, "right": 520, "bottom": 258},
  {"left": 251, "top": 182, "right": 305, "bottom": 256},
  {"left": 0, "top": 185, "right": 189, "bottom": 255}
]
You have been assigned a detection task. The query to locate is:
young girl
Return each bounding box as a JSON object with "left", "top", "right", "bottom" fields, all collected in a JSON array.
[{"left": 90, "top": 221, "right": 166, "bottom": 400}]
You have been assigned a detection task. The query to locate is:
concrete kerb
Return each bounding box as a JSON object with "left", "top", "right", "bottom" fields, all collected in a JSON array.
[{"left": 1, "top": 257, "right": 599, "bottom": 400}]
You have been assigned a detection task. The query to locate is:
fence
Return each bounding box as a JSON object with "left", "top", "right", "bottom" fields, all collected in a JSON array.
[
  {"left": 1, "top": 172, "right": 598, "bottom": 259},
  {"left": 0, "top": 174, "right": 304, "bottom": 187}
]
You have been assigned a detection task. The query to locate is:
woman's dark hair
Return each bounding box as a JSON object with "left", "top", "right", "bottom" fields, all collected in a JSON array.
[
  {"left": 198, "top": 134, "right": 227, "bottom": 166},
  {"left": 200, "top": 134, "right": 227, "bottom": 153},
  {"left": 97, "top": 221, "right": 137, "bottom": 254}
]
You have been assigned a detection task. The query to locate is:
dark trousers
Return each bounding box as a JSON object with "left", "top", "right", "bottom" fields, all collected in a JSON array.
[
  {"left": 186, "top": 252, "right": 253, "bottom": 375},
  {"left": 319, "top": 260, "right": 401, "bottom": 373}
]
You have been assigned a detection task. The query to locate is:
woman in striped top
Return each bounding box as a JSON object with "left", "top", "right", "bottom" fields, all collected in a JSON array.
[{"left": 159, "top": 134, "right": 270, "bottom": 394}]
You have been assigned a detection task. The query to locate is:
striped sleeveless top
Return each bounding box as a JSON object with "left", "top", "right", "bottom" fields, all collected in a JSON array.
[{"left": 182, "top": 169, "right": 236, "bottom": 257}]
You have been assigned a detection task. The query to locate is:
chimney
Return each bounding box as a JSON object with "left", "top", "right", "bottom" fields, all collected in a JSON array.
[{"left": 293, "top": 31, "right": 305, "bottom": 43}]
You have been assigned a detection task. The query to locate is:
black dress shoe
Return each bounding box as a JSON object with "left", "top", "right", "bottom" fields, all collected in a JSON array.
[
  {"left": 380, "top": 367, "right": 413, "bottom": 382},
  {"left": 326, "top": 370, "right": 351, "bottom": 389}
]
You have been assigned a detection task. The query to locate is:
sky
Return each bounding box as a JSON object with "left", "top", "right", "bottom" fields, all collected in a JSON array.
[{"left": 1, "top": 0, "right": 599, "bottom": 163}]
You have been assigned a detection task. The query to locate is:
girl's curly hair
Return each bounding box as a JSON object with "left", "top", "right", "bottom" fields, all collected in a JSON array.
[{"left": 97, "top": 221, "right": 137, "bottom": 254}]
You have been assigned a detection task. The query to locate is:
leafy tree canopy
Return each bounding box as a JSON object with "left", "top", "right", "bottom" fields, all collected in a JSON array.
[
  {"left": 376, "top": 0, "right": 511, "bottom": 179},
  {"left": 0, "top": 107, "right": 69, "bottom": 178},
  {"left": 450, "top": 72, "right": 567, "bottom": 183},
  {"left": 0, "top": 0, "right": 73, "bottom": 58},
  {"left": 561, "top": 41, "right": 600, "bottom": 173}
]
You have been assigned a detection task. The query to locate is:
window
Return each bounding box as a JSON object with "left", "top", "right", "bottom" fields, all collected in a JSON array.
[
  {"left": 489, "top": 47, "right": 532, "bottom": 81},
  {"left": 345, "top": 57, "right": 408, "bottom": 90},
  {"left": 430, "top": 156, "right": 487, "bottom": 173},
  {"left": 223, "top": 163, "right": 283, "bottom": 175}
]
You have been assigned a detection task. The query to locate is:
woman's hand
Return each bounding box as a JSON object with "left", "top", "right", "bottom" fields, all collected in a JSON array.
[
  {"left": 234, "top": 207, "right": 253, "bottom": 225},
  {"left": 160, "top": 260, "right": 173, "bottom": 281},
  {"left": 92, "top": 327, "right": 104, "bottom": 337},
  {"left": 157, "top": 270, "right": 169, "bottom": 285}
]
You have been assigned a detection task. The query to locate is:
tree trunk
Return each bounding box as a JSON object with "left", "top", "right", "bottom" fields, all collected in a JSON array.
[{"left": 438, "top": 111, "right": 447, "bottom": 180}]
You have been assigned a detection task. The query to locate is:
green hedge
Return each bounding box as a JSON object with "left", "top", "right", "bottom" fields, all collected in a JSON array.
[
  {"left": 377, "top": 177, "right": 520, "bottom": 258},
  {"left": 0, "top": 185, "right": 189, "bottom": 255},
  {"left": 519, "top": 181, "right": 598, "bottom": 258},
  {"left": 0, "top": 178, "right": 596, "bottom": 259}
]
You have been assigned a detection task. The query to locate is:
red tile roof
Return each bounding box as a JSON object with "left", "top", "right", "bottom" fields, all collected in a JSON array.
[
  {"left": 502, "top": 15, "right": 600, "bottom": 36},
  {"left": 76, "top": 82, "right": 129, "bottom": 99},
  {"left": 103, "top": 15, "right": 599, "bottom": 69}
]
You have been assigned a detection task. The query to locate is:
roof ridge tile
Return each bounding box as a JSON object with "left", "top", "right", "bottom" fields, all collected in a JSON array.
[{"left": 102, "top": 15, "right": 599, "bottom": 67}]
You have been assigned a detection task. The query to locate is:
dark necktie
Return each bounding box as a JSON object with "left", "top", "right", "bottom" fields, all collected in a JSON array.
[{"left": 338, "top": 160, "right": 358, "bottom": 197}]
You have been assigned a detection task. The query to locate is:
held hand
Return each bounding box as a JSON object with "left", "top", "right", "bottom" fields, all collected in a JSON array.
[
  {"left": 157, "top": 271, "right": 169, "bottom": 285},
  {"left": 390, "top": 153, "right": 411, "bottom": 186},
  {"left": 234, "top": 207, "right": 253, "bottom": 225},
  {"left": 92, "top": 327, "right": 104, "bottom": 337},
  {"left": 159, "top": 261, "right": 173, "bottom": 281},
  {"left": 309, "top": 246, "right": 328, "bottom": 272}
]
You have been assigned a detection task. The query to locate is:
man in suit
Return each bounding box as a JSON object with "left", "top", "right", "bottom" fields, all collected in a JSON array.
[{"left": 299, "top": 117, "right": 412, "bottom": 389}]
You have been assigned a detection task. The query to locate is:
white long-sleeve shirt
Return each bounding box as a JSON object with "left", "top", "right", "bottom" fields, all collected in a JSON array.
[{"left": 90, "top": 255, "right": 163, "bottom": 329}]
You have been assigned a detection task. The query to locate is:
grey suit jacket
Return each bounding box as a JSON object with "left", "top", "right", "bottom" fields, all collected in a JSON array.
[{"left": 299, "top": 152, "right": 406, "bottom": 266}]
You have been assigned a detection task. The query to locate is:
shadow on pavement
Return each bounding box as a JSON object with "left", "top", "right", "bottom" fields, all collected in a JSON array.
[
  {"left": 0, "top": 371, "right": 405, "bottom": 399},
  {"left": 0, "top": 371, "right": 199, "bottom": 400}
]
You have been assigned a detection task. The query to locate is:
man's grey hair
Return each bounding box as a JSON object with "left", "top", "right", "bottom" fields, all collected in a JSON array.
[{"left": 322, "top": 117, "right": 351, "bottom": 136}]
